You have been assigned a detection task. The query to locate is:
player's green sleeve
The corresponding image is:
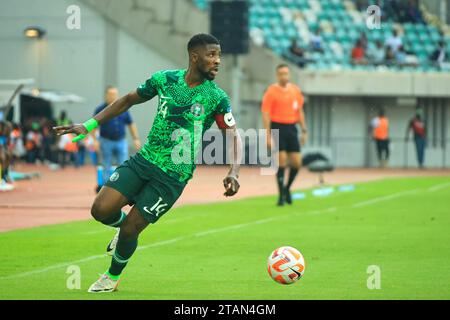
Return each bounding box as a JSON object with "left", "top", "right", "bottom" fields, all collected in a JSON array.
[
  {"left": 215, "top": 91, "right": 232, "bottom": 115},
  {"left": 72, "top": 118, "right": 98, "bottom": 142},
  {"left": 137, "top": 72, "right": 161, "bottom": 99}
]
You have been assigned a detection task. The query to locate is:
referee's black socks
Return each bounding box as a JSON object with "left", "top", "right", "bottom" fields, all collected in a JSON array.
[
  {"left": 276, "top": 167, "right": 286, "bottom": 205},
  {"left": 285, "top": 168, "right": 299, "bottom": 205},
  {"left": 286, "top": 167, "right": 299, "bottom": 191}
]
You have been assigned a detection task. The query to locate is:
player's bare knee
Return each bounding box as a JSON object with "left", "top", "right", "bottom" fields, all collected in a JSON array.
[
  {"left": 90, "top": 202, "right": 101, "bottom": 221},
  {"left": 90, "top": 199, "right": 108, "bottom": 222},
  {"left": 291, "top": 163, "right": 301, "bottom": 170}
]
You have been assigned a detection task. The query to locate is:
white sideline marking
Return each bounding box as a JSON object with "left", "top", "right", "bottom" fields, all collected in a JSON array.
[
  {"left": 427, "top": 182, "right": 450, "bottom": 193},
  {"left": 163, "top": 216, "right": 196, "bottom": 225},
  {"left": 310, "top": 207, "right": 337, "bottom": 215},
  {"left": 0, "top": 211, "right": 317, "bottom": 281},
  {"left": 137, "top": 236, "right": 187, "bottom": 251},
  {"left": 352, "top": 189, "right": 419, "bottom": 208},
  {"left": 194, "top": 217, "right": 278, "bottom": 237},
  {"left": 0, "top": 254, "right": 106, "bottom": 281},
  {"left": 0, "top": 236, "right": 190, "bottom": 281},
  {"left": 0, "top": 187, "right": 423, "bottom": 281},
  {"left": 83, "top": 229, "right": 110, "bottom": 235}
]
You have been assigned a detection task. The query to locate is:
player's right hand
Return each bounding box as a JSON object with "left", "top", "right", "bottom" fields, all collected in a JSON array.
[{"left": 53, "top": 124, "right": 88, "bottom": 141}]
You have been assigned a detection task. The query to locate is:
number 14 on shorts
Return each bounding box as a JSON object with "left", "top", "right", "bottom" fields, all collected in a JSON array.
[{"left": 143, "top": 197, "right": 168, "bottom": 217}]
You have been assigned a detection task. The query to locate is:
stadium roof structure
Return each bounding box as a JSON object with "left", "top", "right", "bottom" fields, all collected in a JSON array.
[{"left": 21, "top": 90, "right": 85, "bottom": 104}]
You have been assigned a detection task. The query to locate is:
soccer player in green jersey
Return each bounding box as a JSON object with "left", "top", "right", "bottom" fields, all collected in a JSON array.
[{"left": 54, "top": 34, "right": 242, "bottom": 293}]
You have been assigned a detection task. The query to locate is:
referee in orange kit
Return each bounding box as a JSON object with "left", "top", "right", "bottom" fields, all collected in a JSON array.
[{"left": 261, "top": 64, "right": 308, "bottom": 206}]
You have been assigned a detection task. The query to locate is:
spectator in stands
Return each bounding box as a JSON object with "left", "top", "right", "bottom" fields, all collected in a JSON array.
[
  {"left": 385, "top": 29, "right": 403, "bottom": 54},
  {"left": 371, "top": 108, "right": 390, "bottom": 168},
  {"left": 351, "top": 40, "right": 368, "bottom": 65},
  {"left": 355, "top": 0, "right": 369, "bottom": 12},
  {"left": 406, "top": 109, "right": 426, "bottom": 168},
  {"left": 374, "top": 0, "right": 397, "bottom": 22},
  {"left": 385, "top": 46, "right": 396, "bottom": 66},
  {"left": 399, "top": 45, "right": 420, "bottom": 68},
  {"left": 93, "top": 86, "right": 141, "bottom": 187},
  {"left": 290, "top": 38, "right": 304, "bottom": 58},
  {"left": 364, "top": 0, "right": 405, "bottom": 23},
  {"left": 359, "top": 31, "right": 368, "bottom": 49},
  {"left": 0, "top": 121, "right": 14, "bottom": 191},
  {"left": 395, "top": 45, "right": 408, "bottom": 66},
  {"left": 42, "top": 121, "right": 56, "bottom": 164},
  {"left": 387, "top": 0, "right": 402, "bottom": 22},
  {"left": 55, "top": 112, "right": 72, "bottom": 166},
  {"left": 430, "top": 41, "right": 447, "bottom": 69},
  {"left": 25, "top": 122, "right": 43, "bottom": 164},
  {"left": 75, "top": 129, "right": 99, "bottom": 167},
  {"left": 56, "top": 110, "right": 71, "bottom": 127},
  {"left": 404, "top": 0, "right": 424, "bottom": 24},
  {"left": 288, "top": 38, "right": 307, "bottom": 68},
  {"left": 10, "top": 123, "right": 25, "bottom": 162},
  {"left": 368, "top": 40, "right": 386, "bottom": 66},
  {"left": 58, "top": 125, "right": 78, "bottom": 168},
  {"left": 85, "top": 133, "right": 99, "bottom": 166},
  {"left": 76, "top": 138, "right": 87, "bottom": 167},
  {"left": 310, "top": 29, "right": 324, "bottom": 53}
]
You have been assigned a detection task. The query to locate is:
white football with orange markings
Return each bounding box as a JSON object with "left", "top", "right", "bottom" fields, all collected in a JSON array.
[{"left": 267, "top": 246, "right": 305, "bottom": 285}]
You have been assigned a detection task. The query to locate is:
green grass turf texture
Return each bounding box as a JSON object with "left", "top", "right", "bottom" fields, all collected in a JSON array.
[{"left": 0, "top": 176, "right": 449, "bottom": 300}]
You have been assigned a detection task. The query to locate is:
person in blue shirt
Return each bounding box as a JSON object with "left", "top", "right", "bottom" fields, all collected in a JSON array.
[{"left": 93, "top": 86, "right": 141, "bottom": 187}]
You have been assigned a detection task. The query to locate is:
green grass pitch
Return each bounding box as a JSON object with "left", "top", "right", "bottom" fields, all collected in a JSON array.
[{"left": 0, "top": 176, "right": 449, "bottom": 300}]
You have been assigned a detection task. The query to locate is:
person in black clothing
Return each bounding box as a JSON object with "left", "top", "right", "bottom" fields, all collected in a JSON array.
[
  {"left": 430, "top": 41, "right": 447, "bottom": 68},
  {"left": 406, "top": 110, "right": 426, "bottom": 168},
  {"left": 288, "top": 38, "right": 307, "bottom": 68}
]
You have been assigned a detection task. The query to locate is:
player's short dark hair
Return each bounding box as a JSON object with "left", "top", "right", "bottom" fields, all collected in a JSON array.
[
  {"left": 187, "top": 33, "right": 220, "bottom": 51},
  {"left": 276, "top": 63, "right": 289, "bottom": 70}
]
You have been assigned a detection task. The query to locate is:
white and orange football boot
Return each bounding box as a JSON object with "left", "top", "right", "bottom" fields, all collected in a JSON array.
[{"left": 87, "top": 273, "right": 120, "bottom": 293}]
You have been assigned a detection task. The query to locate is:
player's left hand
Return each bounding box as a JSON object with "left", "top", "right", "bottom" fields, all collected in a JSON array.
[{"left": 223, "top": 175, "right": 240, "bottom": 197}]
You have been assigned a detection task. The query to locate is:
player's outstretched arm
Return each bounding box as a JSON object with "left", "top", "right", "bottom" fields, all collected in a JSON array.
[
  {"left": 222, "top": 125, "right": 242, "bottom": 197},
  {"left": 53, "top": 90, "right": 148, "bottom": 141}
]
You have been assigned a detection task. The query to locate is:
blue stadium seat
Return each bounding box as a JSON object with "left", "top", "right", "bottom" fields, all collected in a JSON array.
[{"left": 193, "top": 0, "right": 438, "bottom": 72}]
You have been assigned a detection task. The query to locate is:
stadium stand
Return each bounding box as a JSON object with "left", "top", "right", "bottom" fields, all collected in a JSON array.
[{"left": 194, "top": 0, "right": 450, "bottom": 72}]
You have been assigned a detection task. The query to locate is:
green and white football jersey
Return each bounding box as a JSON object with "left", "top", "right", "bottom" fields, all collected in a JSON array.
[{"left": 136, "top": 69, "right": 232, "bottom": 182}]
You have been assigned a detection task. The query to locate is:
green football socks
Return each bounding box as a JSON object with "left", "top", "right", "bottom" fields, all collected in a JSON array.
[
  {"left": 102, "top": 211, "right": 126, "bottom": 228},
  {"left": 108, "top": 237, "right": 138, "bottom": 277}
]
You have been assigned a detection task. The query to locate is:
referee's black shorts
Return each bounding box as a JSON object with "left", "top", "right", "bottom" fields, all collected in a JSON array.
[{"left": 271, "top": 121, "right": 301, "bottom": 153}]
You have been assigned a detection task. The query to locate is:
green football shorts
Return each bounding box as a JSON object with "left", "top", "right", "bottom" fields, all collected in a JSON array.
[{"left": 104, "top": 153, "right": 187, "bottom": 224}]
